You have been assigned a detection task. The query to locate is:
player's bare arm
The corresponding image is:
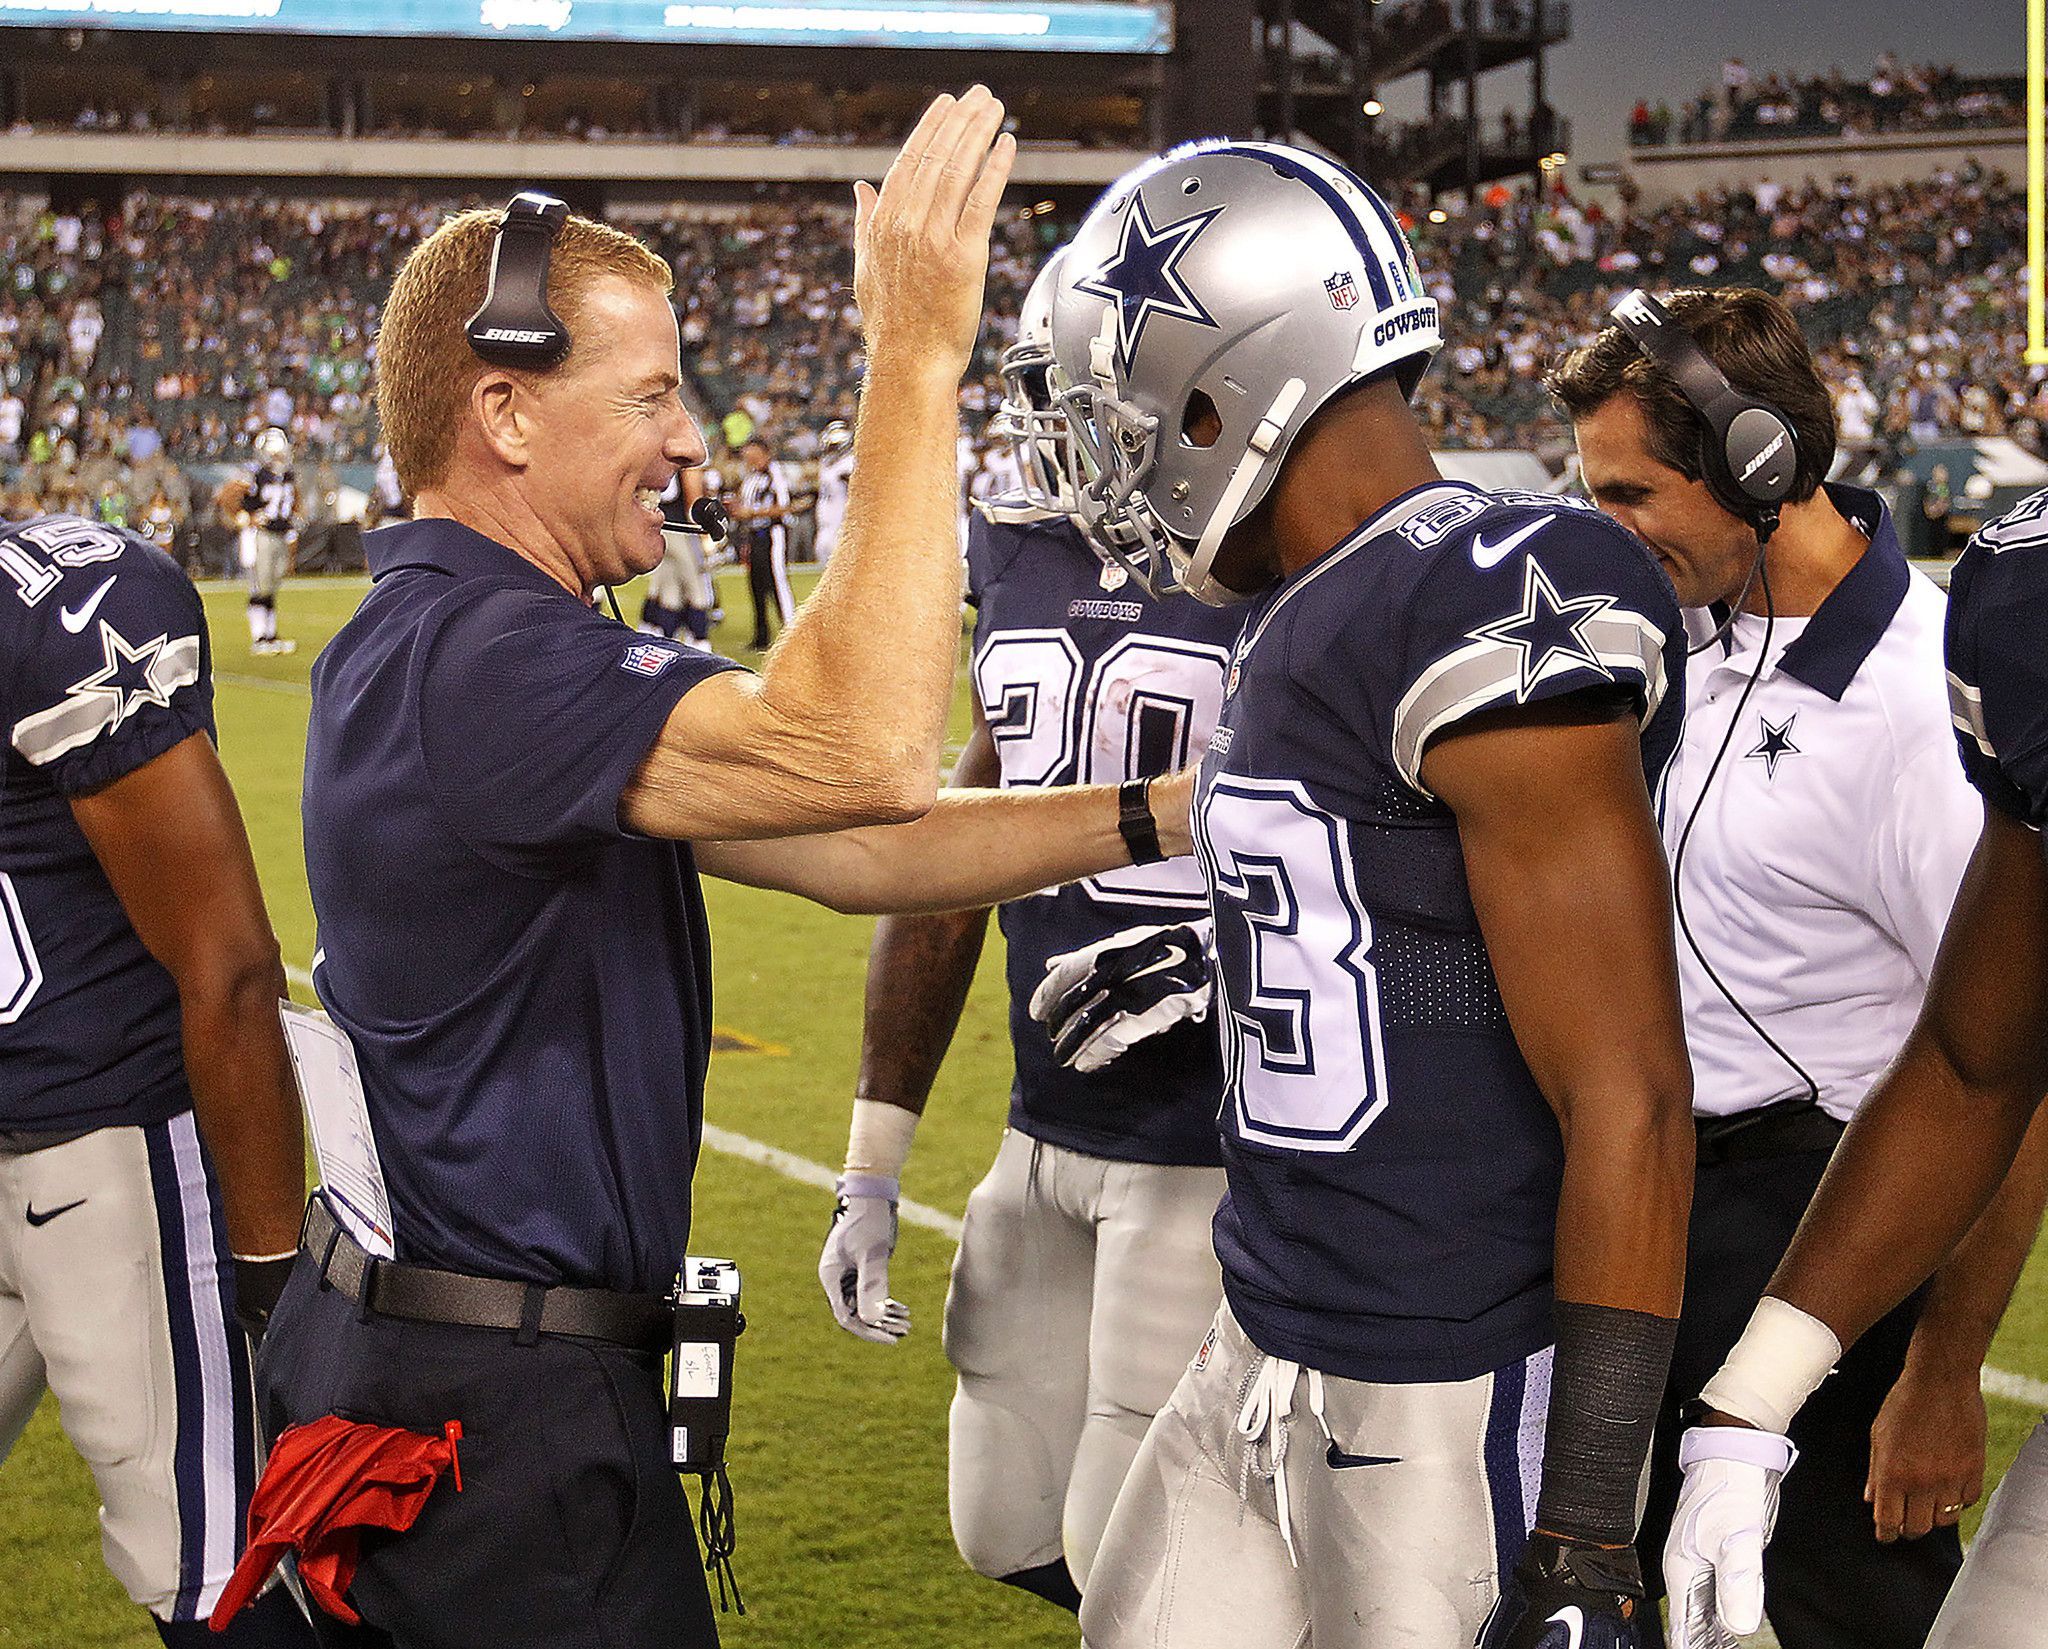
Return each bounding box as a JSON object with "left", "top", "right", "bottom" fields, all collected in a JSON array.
[
  {"left": 1758, "top": 809, "right": 2048, "bottom": 1372},
  {"left": 698, "top": 764, "right": 1194, "bottom": 915},
  {"left": 623, "top": 88, "right": 1017, "bottom": 841},
  {"left": 1866, "top": 1098, "right": 2048, "bottom": 1543},
  {"left": 68, "top": 730, "right": 308, "bottom": 1261},
  {"left": 1423, "top": 693, "right": 1692, "bottom": 1617},
  {"left": 815, "top": 711, "right": 1002, "bottom": 1342}
]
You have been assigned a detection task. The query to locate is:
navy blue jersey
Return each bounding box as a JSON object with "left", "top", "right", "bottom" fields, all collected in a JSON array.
[
  {"left": 1194, "top": 483, "right": 1684, "bottom": 1383},
  {"left": 1948, "top": 488, "right": 2048, "bottom": 830},
  {"left": 967, "top": 507, "right": 1244, "bottom": 1166},
  {"left": 0, "top": 515, "right": 212, "bottom": 1131},
  {"left": 248, "top": 465, "right": 295, "bottom": 532},
  {"left": 303, "top": 519, "right": 741, "bottom": 1295}
]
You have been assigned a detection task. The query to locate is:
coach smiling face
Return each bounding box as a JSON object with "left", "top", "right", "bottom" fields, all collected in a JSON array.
[{"left": 251, "top": 91, "right": 1021, "bottom": 1649}]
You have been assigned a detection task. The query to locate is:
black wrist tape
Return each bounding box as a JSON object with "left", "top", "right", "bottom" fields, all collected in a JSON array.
[{"left": 1534, "top": 1300, "right": 1680, "bottom": 1546}]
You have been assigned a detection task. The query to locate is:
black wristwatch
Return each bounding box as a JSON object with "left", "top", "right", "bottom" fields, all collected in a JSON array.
[{"left": 1117, "top": 777, "right": 1165, "bottom": 865}]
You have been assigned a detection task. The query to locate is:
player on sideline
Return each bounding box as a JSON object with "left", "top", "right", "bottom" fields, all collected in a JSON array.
[
  {"left": 0, "top": 511, "right": 313, "bottom": 1646},
  {"left": 1665, "top": 488, "right": 2048, "bottom": 1649},
  {"left": 817, "top": 250, "right": 1238, "bottom": 1611},
  {"left": 640, "top": 468, "right": 719, "bottom": 650},
  {"left": 813, "top": 420, "right": 854, "bottom": 565},
  {"left": 240, "top": 427, "right": 297, "bottom": 655},
  {"left": 1043, "top": 142, "right": 1695, "bottom": 1648}
]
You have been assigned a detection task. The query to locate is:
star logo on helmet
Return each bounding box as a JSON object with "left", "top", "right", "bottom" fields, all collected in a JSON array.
[{"left": 1075, "top": 195, "right": 1224, "bottom": 377}]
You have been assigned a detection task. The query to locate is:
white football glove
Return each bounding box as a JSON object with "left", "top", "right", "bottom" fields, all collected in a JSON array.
[
  {"left": 1028, "top": 921, "right": 1212, "bottom": 1074},
  {"left": 818, "top": 1173, "right": 911, "bottom": 1344},
  {"left": 1664, "top": 1425, "right": 1798, "bottom": 1649}
]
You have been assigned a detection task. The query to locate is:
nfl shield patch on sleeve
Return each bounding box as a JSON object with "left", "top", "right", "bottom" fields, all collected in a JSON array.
[{"left": 621, "top": 641, "right": 681, "bottom": 679}]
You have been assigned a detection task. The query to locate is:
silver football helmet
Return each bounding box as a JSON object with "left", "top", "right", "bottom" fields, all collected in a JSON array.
[
  {"left": 255, "top": 426, "right": 292, "bottom": 465},
  {"left": 1049, "top": 142, "right": 1442, "bottom": 604},
  {"left": 983, "top": 247, "right": 1077, "bottom": 525}
]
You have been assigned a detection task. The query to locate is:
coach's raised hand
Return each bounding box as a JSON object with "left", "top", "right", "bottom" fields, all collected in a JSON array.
[
  {"left": 621, "top": 90, "right": 1013, "bottom": 842},
  {"left": 854, "top": 87, "right": 1016, "bottom": 379}
]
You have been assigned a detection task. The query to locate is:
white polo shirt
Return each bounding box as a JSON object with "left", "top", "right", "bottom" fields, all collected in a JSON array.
[{"left": 1659, "top": 486, "right": 1981, "bottom": 1123}]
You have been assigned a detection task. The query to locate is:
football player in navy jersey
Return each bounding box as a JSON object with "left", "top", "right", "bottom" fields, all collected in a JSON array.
[
  {"left": 240, "top": 427, "right": 297, "bottom": 656},
  {"left": 1041, "top": 142, "right": 1696, "bottom": 1649},
  {"left": 815, "top": 249, "right": 1239, "bottom": 1611},
  {"left": 0, "top": 512, "right": 313, "bottom": 1646},
  {"left": 1665, "top": 488, "right": 2048, "bottom": 1649}
]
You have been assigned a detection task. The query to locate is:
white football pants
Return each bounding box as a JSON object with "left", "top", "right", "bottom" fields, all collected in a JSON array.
[
  {"left": 1925, "top": 1415, "right": 2048, "bottom": 1648},
  {"left": 1081, "top": 1300, "right": 1552, "bottom": 1649},
  {"left": 942, "top": 1127, "right": 1225, "bottom": 1589}
]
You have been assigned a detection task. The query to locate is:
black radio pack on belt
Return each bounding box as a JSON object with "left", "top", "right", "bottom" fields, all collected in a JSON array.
[
  {"left": 1608, "top": 288, "right": 1799, "bottom": 544},
  {"left": 465, "top": 191, "right": 573, "bottom": 368},
  {"left": 670, "top": 1257, "right": 747, "bottom": 1613}
]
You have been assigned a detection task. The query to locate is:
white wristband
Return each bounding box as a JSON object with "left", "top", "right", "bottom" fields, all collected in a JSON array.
[
  {"left": 1699, "top": 1295, "right": 1842, "bottom": 1434},
  {"left": 846, "top": 1098, "right": 919, "bottom": 1179}
]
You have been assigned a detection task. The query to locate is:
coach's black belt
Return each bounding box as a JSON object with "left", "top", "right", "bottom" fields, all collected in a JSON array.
[
  {"left": 302, "top": 1196, "right": 671, "bottom": 1352},
  {"left": 1695, "top": 1099, "right": 1846, "bottom": 1166}
]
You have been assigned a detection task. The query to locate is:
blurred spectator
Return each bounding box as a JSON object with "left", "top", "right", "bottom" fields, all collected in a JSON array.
[{"left": 1633, "top": 56, "right": 2023, "bottom": 147}]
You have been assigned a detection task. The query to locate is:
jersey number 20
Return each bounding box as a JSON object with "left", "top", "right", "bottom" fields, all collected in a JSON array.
[{"left": 975, "top": 630, "right": 1229, "bottom": 910}]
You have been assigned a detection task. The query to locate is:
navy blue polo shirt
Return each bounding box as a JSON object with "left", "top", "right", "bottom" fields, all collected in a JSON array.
[{"left": 303, "top": 517, "right": 741, "bottom": 1295}]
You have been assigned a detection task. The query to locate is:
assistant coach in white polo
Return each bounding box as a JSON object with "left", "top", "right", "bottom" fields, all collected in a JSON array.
[{"left": 1552, "top": 286, "right": 2048, "bottom": 1649}]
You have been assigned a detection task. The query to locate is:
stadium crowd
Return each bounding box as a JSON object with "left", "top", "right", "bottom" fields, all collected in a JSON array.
[
  {"left": 3, "top": 158, "right": 2039, "bottom": 537},
  {"left": 1630, "top": 53, "right": 2025, "bottom": 147}
]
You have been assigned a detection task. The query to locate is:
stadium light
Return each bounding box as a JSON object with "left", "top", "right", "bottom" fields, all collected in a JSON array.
[{"left": 1362, "top": 99, "right": 1384, "bottom": 117}]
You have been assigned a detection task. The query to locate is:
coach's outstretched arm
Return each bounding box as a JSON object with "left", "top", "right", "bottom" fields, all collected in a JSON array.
[
  {"left": 1423, "top": 696, "right": 1695, "bottom": 1642},
  {"left": 624, "top": 88, "right": 1015, "bottom": 842}
]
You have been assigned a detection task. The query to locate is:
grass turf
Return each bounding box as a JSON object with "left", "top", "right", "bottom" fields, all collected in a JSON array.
[{"left": 3, "top": 568, "right": 2045, "bottom": 1647}]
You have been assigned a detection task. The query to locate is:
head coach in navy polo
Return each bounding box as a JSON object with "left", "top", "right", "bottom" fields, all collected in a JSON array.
[
  {"left": 1552, "top": 288, "right": 2048, "bottom": 1649},
  {"left": 241, "top": 92, "right": 1213, "bottom": 1649}
]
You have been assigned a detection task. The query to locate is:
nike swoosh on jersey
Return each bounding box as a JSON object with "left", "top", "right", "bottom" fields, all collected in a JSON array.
[
  {"left": 1547, "top": 1603, "right": 1586, "bottom": 1649},
  {"left": 25, "top": 1199, "right": 87, "bottom": 1227},
  {"left": 1471, "top": 516, "right": 1554, "bottom": 570},
  {"left": 59, "top": 576, "right": 118, "bottom": 633},
  {"left": 1324, "top": 1441, "right": 1403, "bottom": 1469}
]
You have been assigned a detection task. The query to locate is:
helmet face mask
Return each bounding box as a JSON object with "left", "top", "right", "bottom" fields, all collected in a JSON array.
[
  {"left": 1049, "top": 141, "right": 1443, "bottom": 605},
  {"left": 987, "top": 248, "right": 1081, "bottom": 523}
]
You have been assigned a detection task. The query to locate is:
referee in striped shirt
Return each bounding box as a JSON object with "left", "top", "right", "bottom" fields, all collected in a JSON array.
[{"left": 733, "top": 436, "right": 793, "bottom": 651}]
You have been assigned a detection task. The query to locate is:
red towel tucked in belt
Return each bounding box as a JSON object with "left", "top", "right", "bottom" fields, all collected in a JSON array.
[{"left": 208, "top": 1414, "right": 464, "bottom": 1631}]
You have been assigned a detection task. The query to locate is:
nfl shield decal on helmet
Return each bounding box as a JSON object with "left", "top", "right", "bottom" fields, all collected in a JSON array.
[{"left": 1325, "top": 271, "right": 1360, "bottom": 310}]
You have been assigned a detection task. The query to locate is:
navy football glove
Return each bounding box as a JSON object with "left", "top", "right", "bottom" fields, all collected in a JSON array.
[
  {"left": 1485, "top": 1534, "right": 1647, "bottom": 1649},
  {"left": 1028, "top": 921, "right": 1211, "bottom": 1073}
]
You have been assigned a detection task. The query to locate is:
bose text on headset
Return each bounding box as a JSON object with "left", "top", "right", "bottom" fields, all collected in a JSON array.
[{"left": 1607, "top": 286, "right": 1822, "bottom": 1108}]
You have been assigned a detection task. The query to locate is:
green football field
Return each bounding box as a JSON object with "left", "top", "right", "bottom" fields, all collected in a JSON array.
[{"left": 5, "top": 568, "right": 2048, "bottom": 1648}]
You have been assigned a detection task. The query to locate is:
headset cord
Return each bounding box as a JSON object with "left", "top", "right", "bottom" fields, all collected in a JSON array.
[
  {"left": 698, "top": 1465, "right": 745, "bottom": 1614},
  {"left": 1668, "top": 542, "right": 1823, "bottom": 1109}
]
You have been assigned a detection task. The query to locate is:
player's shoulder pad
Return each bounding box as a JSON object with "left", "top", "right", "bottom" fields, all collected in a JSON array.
[
  {"left": 965, "top": 502, "right": 1074, "bottom": 598},
  {"left": 3, "top": 516, "right": 208, "bottom": 780},
  {"left": 1386, "top": 492, "right": 1679, "bottom": 790}
]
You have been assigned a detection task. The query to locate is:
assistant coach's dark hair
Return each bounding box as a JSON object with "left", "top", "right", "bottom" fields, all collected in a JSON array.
[{"left": 1547, "top": 287, "right": 1836, "bottom": 506}]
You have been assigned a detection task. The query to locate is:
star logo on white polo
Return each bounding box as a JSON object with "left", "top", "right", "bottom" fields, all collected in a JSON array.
[
  {"left": 1465, "top": 556, "right": 1616, "bottom": 702},
  {"left": 1746, "top": 712, "right": 1802, "bottom": 779},
  {"left": 1075, "top": 194, "right": 1224, "bottom": 375},
  {"left": 71, "top": 620, "right": 180, "bottom": 723}
]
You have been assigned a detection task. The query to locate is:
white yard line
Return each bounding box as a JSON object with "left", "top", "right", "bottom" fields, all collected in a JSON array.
[{"left": 280, "top": 964, "right": 2048, "bottom": 1407}]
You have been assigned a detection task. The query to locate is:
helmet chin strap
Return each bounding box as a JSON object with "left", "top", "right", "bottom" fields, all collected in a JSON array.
[{"left": 1178, "top": 377, "right": 1308, "bottom": 607}]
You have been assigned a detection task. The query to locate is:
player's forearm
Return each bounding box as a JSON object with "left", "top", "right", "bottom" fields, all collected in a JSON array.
[
  {"left": 755, "top": 357, "right": 965, "bottom": 791},
  {"left": 855, "top": 907, "right": 993, "bottom": 1116},
  {"left": 1552, "top": 1088, "right": 1694, "bottom": 1316},
  {"left": 1770, "top": 1034, "right": 2040, "bottom": 1351},
  {"left": 1904, "top": 1097, "right": 2048, "bottom": 1379},
  {"left": 176, "top": 954, "right": 309, "bottom": 1257}
]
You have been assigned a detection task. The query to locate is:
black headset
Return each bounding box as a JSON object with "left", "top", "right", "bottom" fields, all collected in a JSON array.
[
  {"left": 1608, "top": 288, "right": 1799, "bottom": 545},
  {"left": 1610, "top": 287, "right": 1822, "bottom": 1112},
  {"left": 466, "top": 191, "right": 574, "bottom": 368}
]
